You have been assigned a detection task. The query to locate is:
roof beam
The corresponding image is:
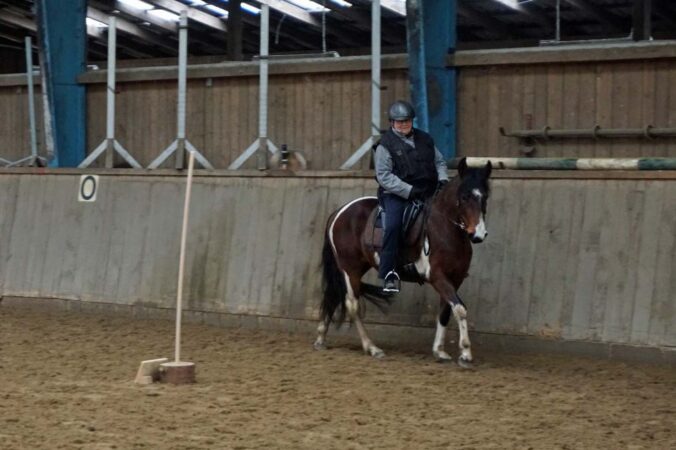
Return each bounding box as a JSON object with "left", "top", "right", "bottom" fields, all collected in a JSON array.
[
  {"left": 0, "top": 8, "right": 36, "bottom": 31},
  {"left": 91, "top": 1, "right": 225, "bottom": 54},
  {"left": 564, "top": 0, "right": 626, "bottom": 34},
  {"left": 145, "top": 0, "right": 227, "bottom": 32},
  {"left": 381, "top": 0, "right": 406, "bottom": 16},
  {"left": 86, "top": 6, "right": 178, "bottom": 55},
  {"left": 257, "top": 0, "right": 320, "bottom": 26}
]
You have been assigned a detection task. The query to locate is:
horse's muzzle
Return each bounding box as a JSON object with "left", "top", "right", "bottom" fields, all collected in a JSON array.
[{"left": 470, "top": 233, "right": 486, "bottom": 244}]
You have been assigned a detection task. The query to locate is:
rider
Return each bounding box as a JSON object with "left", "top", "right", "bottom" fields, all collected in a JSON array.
[{"left": 374, "top": 100, "right": 449, "bottom": 293}]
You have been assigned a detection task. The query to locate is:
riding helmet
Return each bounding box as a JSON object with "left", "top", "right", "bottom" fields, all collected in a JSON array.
[{"left": 388, "top": 100, "right": 415, "bottom": 121}]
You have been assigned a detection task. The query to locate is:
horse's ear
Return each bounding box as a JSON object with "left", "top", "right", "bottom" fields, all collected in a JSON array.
[
  {"left": 484, "top": 160, "right": 492, "bottom": 179},
  {"left": 458, "top": 157, "right": 468, "bottom": 177}
]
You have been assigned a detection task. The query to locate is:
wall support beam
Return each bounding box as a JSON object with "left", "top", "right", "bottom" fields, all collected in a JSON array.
[
  {"left": 633, "top": 0, "right": 652, "bottom": 41},
  {"left": 406, "top": 0, "right": 456, "bottom": 158},
  {"left": 36, "top": 0, "right": 86, "bottom": 167}
]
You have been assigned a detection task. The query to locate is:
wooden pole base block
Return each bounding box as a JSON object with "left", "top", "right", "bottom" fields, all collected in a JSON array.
[
  {"left": 134, "top": 358, "right": 169, "bottom": 385},
  {"left": 159, "top": 361, "right": 196, "bottom": 385}
]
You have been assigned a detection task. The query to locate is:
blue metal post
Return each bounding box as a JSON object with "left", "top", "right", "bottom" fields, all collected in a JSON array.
[
  {"left": 406, "top": 0, "right": 457, "bottom": 158},
  {"left": 36, "top": 0, "right": 87, "bottom": 167}
]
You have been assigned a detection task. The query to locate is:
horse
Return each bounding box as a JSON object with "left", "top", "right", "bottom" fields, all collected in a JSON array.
[{"left": 313, "top": 157, "right": 492, "bottom": 367}]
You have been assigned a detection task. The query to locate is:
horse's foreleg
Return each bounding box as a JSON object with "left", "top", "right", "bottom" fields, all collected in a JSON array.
[
  {"left": 431, "top": 278, "right": 473, "bottom": 367},
  {"left": 452, "top": 294, "right": 473, "bottom": 367},
  {"left": 432, "top": 303, "right": 453, "bottom": 362},
  {"left": 345, "top": 273, "right": 385, "bottom": 358}
]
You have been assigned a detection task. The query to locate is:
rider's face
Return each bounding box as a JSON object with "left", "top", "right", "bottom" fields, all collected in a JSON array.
[{"left": 392, "top": 118, "right": 413, "bottom": 135}]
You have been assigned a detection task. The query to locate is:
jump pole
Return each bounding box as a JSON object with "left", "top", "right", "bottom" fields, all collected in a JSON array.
[{"left": 159, "top": 150, "right": 197, "bottom": 384}]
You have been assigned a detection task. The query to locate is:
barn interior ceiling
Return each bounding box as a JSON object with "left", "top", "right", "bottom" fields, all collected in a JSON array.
[{"left": 0, "top": 0, "right": 674, "bottom": 62}]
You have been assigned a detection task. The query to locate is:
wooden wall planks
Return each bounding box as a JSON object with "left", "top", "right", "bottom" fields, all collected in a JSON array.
[{"left": 1, "top": 51, "right": 676, "bottom": 167}]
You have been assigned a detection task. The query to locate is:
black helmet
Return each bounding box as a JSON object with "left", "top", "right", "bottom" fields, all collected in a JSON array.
[{"left": 388, "top": 100, "right": 415, "bottom": 121}]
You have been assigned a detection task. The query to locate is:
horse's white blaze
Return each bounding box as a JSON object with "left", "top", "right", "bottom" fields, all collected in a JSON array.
[
  {"left": 414, "top": 237, "right": 431, "bottom": 280},
  {"left": 328, "top": 196, "right": 377, "bottom": 258},
  {"left": 472, "top": 188, "right": 482, "bottom": 199},
  {"left": 474, "top": 216, "right": 487, "bottom": 240}
]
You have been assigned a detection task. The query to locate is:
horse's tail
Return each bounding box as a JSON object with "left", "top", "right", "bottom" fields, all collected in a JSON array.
[{"left": 320, "top": 233, "right": 348, "bottom": 327}]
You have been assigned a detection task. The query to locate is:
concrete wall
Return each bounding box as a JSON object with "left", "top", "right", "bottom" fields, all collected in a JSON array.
[{"left": 0, "top": 171, "right": 674, "bottom": 356}]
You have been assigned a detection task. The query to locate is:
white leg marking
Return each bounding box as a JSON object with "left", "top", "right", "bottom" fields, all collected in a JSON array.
[
  {"left": 452, "top": 303, "right": 473, "bottom": 362},
  {"left": 433, "top": 320, "right": 452, "bottom": 362},
  {"left": 343, "top": 272, "right": 359, "bottom": 316},
  {"left": 414, "top": 237, "right": 431, "bottom": 280},
  {"left": 474, "top": 216, "right": 487, "bottom": 241},
  {"left": 373, "top": 252, "right": 380, "bottom": 266},
  {"left": 314, "top": 321, "right": 328, "bottom": 350}
]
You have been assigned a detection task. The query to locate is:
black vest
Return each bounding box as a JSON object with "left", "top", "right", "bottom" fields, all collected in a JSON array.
[{"left": 379, "top": 128, "right": 438, "bottom": 195}]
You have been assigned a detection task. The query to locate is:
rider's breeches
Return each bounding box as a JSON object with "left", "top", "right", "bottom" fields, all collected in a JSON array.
[{"left": 378, "top": 194, "right": 407, "bottom": 279}]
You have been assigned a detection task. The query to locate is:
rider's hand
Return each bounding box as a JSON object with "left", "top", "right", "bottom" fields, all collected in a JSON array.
[{"left": 409, "top": 185, "right": 425, "bottom": 200}]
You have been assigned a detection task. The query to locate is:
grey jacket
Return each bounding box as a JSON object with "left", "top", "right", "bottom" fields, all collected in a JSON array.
[{"left": 374, "top": 128, "right": 449, "bottom": 199}]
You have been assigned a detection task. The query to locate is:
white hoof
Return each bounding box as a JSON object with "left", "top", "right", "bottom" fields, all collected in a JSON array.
[
  {"left": 313, "top": 340, "right": 326, "bottom": 351},
  {"left": 458, "top": 357, "right": 474, "bottom": 370},
  {"left": 369, "top": 347, "right": 386, "bottom": 359},
  {"left": 433, "top": 350, "right": 453, "bottom": 363}
]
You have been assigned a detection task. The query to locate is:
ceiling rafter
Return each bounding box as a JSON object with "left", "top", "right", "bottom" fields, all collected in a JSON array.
[
  {"left": 257, "top": 0, "right": 320, "bottom": 26},
  {"left": 320, "top": 2, "right": 402, "bottom": 46},
  {"left": 86, "top": 6, "right": 179, "bottom": 55},
  {"left": 145, "top": 0, "right": 227, "bottom": 32},
  {"left": 91, "top": 0, "right": 226, "bottom": 54}
]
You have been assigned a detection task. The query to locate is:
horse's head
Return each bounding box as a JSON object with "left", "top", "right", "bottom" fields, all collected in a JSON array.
[{"left": 453, "top": 158, "right": 492, "bottom": 243}]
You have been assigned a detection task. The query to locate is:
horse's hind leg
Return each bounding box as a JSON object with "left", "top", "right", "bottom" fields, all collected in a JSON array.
[
  {"left": 313, "top": 319, "right": 330, "bottom": 351},
  {"left": 345, "top": 273, "right": 385, "bottom": 358}
]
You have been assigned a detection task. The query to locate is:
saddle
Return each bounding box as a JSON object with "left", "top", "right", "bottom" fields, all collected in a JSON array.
[{"left": 365, "top": 199, "right": 428, "bottom": 282}]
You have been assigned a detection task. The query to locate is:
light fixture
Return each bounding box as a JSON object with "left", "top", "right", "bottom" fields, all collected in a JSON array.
[
  {"left": 118, "top": 0, "right": 154, "bottom": 10},
  {"left": 204, "top": 4, "right": 229, "bottom": 17},
  {"left": 241, "top": 3, "right": 261, "bottom": 15},
  {"left": 285, "top": 0, "right": 329, "bottom": 13},
  {"left": 329, "top": 0, "right": 352, "bottom": 7}
]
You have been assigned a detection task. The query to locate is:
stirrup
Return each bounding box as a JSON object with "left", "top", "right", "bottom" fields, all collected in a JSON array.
[{"left": 383, "top": 271, "right": 401, "bottom": 293}]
